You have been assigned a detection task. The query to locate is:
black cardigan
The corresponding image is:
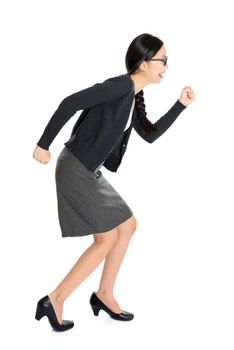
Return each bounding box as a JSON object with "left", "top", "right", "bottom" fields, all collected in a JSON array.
[{"left": 37, "top": 73, "right": 187, "bottom": 172}]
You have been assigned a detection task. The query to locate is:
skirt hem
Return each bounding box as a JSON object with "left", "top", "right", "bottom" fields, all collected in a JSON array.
[{"left": 61, "top": 211, "right": 133, "bottom": 238}]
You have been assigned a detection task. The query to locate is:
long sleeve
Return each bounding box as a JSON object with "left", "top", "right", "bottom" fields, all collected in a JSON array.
[
  {"left": 37, "top": 75, "right": 131, "bottom": 150},
  {"left": 133, "top": 99, "right": 187, "bottom": 143}
]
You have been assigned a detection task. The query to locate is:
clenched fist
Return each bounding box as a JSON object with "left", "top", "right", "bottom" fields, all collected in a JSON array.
[
  {"left": 33, "top": 145, "right": 51, "bottom": 164},
  {"left": 179, "top": 86, "right": 195, "bottom": 107}
]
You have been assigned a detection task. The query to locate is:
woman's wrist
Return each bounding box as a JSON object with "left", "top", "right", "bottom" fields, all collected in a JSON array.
[{"left": 178, "top": 99, "right": 188, "bottom": 107}]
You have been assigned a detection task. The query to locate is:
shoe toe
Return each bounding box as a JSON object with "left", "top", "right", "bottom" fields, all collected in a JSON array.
[
  {"left": 52, "top": 320, "right": 74, "bottom": 332},
  {"left": 120, "top": 311, "right": 134, "bottom": 320},
  {"left": 62, "top": 320, "right": 74, "bottom": 329}
]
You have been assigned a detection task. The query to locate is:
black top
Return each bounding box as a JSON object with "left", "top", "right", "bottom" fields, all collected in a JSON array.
[{"left": 37, "top": 73, "right": 187, "bottom": 172}]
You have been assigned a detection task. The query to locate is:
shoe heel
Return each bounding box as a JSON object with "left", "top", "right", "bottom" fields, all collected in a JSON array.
[
  {"left": 91, "top": 304, "right": 101, "bottom": 316},
  {"left": 35, "top": 304, "right": 46, "bottom": 321}
]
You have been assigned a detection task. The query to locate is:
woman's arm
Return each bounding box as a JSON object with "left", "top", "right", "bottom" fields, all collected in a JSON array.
[
  {"left": 133, "top": 99, "right": 187, "bottom": 143},
  {"left": 37, "top": 75, "right": 131, "bottom": 150}
]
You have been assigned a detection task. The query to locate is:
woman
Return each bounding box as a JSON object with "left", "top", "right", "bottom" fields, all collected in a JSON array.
[{"left": 33, "top": 33, "right": 195, "bottom": 332}]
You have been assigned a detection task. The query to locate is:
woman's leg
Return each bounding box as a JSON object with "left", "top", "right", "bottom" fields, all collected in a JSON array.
[
  {"left": 95, "top": 215, "right": 137, "bottom": 313},
  {"left": 48, "top": 227, "right": 119, "bottom": 323}
]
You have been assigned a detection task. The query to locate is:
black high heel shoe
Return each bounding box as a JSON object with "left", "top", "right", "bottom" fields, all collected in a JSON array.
[
  {"left": 89, "top": 292, "right": 134, "bottom": 321},
  {"left": 35, "top": 295, "right": 74, "bottom": 332}
]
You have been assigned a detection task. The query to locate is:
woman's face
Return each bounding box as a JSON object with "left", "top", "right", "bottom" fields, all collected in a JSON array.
[{"left": 146, "top": 44, "right": 168, "bottom": 84}]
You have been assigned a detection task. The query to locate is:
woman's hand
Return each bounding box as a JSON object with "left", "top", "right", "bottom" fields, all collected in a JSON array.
[
  {"left": 179, "top": 86, "right": 195, "bottom": 107},
  {"left": 33, "top": 145, "right": 51, "bottom": 164}
]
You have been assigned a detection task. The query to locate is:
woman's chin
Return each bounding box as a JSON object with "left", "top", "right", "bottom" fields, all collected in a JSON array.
[{"left": 151, "top": 76, "right": 162, "bottom": 84}]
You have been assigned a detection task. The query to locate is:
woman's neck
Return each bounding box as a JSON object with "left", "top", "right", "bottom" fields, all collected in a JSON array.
[{"left": 130, "top": 72, "right": 150, "bottom": 95}]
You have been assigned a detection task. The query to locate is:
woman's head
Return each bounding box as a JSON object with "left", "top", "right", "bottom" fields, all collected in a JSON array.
[{"left": 125, "top": 33, "right": 168, "bottom": 84}]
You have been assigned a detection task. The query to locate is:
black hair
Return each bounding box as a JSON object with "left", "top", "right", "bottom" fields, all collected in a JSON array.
[{"left": 125, "top": 33, "right": 164, "bottom": 134}]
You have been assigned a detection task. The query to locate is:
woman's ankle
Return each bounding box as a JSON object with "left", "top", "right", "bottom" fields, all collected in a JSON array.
[
  {"left": 96, "top": 289, "right": 114, "bottom": 301},
  {"left": 48, "top": 291, "right": 65, "bottom": 305}
]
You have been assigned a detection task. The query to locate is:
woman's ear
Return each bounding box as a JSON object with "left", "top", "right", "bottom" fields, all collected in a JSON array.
[{"left": 139, "top": 60, "right": 148, "bottom": 72}]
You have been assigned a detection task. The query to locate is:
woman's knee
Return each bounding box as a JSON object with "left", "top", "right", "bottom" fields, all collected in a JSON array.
[
  {"left": 93, "top": 228, "right": 119, "bottom": 248},
  {"left": 117, "top": 215, "right": 137, "bottom": 238}
]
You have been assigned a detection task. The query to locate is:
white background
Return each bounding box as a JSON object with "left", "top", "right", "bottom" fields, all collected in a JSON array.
[{"left": 1, "top": 0, "right": 234, "bottom": 349}]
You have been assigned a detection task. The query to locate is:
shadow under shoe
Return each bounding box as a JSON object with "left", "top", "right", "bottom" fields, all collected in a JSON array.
[
  {"left": 89, "top": 292, "right": 134, "bottom": 321},
  {"left": 35, "top": 295, "right": 74, "bottom": 332}
]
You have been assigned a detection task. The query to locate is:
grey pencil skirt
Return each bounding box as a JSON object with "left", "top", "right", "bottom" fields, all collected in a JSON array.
[{"left": 55, "top": 146, "right": 133, "bottom": 237}]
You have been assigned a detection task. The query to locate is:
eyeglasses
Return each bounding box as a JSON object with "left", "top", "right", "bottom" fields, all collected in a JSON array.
[{"left": 148, "top": 56, "right": 168, "bottom": 66}]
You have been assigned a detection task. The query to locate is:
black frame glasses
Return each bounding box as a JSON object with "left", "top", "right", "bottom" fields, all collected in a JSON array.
[{"left": 148, "top": 56, "right": 168, "bottom": 66}]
